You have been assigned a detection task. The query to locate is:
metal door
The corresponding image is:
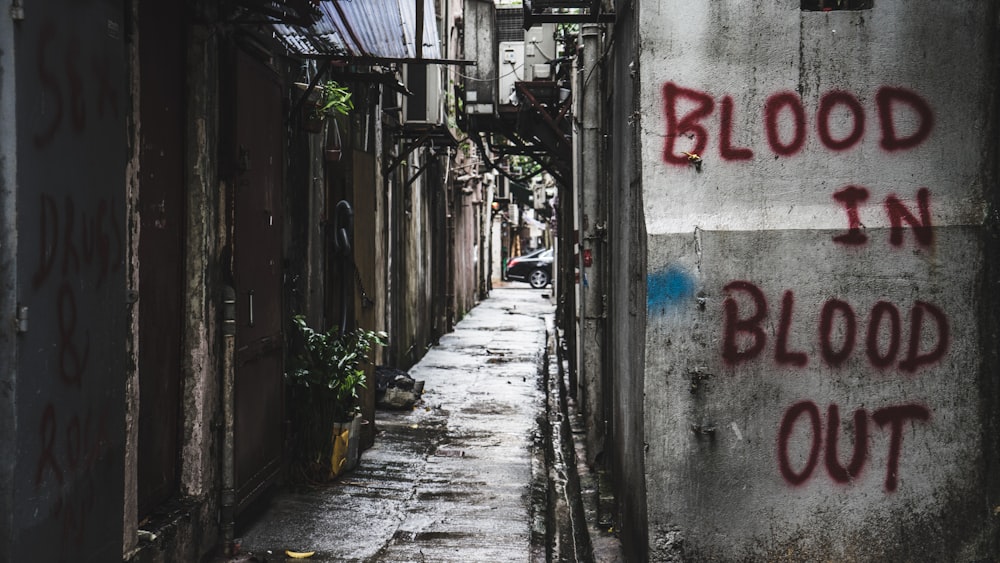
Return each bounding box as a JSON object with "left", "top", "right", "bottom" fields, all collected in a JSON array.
[
  {"left": 231, "top": 49, "right": 285, "bottom": 511},
  {"left": 136, "top": 0, "right": 185, "bottom": 518},
  {"left": 11, "top": 1, "right": 127, "bottom": 560}
]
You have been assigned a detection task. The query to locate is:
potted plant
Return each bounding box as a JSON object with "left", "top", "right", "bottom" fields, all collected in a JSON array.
[
  {"left": 286, "top": 315, "right": 386, "bottom": 481},
  {"left": 314, "top": 79, "right": 354, "bottom": 120},
  {"left": 296, "top": 79, "right": 354, "bottom": 143},
  {"left": 314, "top": 80, "right": 353, "bottom": 162}
]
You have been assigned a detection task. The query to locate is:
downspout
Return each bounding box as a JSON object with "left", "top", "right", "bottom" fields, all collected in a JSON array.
[
  {"left": 444, "top": 155, "right": 455, "bottom": 332},
  {"left": 579, "top": 22, "right": 606, "bottom": 466},
  {"left": 220, "top": 286, "right": 237, "bottom": 554}
]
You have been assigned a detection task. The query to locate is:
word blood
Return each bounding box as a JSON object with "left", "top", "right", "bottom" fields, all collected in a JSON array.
[
  {"left": 777, "top": 400, "right": 930, "bottom": 492},
  {"left": 661, "top": 83, "right": 934, "bottom": 165},
  {"left": 722, "top": 281, "right": 949, "bottom": 372}
]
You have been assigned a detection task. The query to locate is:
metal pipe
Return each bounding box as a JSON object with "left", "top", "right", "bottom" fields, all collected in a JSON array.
[
  {"left": 578, "top": 23, "right": 607, "bottom": 467},
  {"left": 297, "top": 54, "right": 476, "bottom": 66},
  {"left": 220, "top": 285, "right": 237, "bottom": 553},
  {"left": 415, "top": 0, "right": 424, "bottom": 60}
]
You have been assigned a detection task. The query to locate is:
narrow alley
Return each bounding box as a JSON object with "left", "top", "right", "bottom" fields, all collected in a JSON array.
[
  {"left": 3, "top": 1, "right": 998, "bottom": 561},
  {"left": 224, "top": 287, "right": 621, "bottom": 562}
]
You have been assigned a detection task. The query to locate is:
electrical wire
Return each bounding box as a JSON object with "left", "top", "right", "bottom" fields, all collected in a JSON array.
[
  {"left": 527, "top": 39, "right": 554, "bottom": 62},
  {"left": 454, "top": 62, "right": 524, "bottom": 83}
]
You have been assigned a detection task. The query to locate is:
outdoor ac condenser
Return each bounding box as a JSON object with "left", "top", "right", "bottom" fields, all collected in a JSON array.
[{"left": 402, "top": 63, "right": 445, "bottom": 125}]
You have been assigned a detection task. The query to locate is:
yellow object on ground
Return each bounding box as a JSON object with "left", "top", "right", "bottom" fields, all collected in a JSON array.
[
  {"left": 329, "top": 427, "right": 350, "bottom": 479},
  {"left": 284, "top": 549, "right": 315, "bottom": 558}
]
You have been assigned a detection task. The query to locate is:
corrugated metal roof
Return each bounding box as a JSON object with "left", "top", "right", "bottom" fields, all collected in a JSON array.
[{"left": 273, "top": 0, "right": 441, "bottom": 60}]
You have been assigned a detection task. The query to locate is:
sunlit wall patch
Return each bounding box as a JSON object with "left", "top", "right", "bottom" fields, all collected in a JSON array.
[{"left": 647, "top": 265, "right": 696, "bottom": 314}]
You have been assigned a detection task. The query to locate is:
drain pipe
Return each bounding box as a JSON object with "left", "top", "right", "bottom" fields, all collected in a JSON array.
[
  {"left": 220, "top": 285, "right": 237, "bottom": 553},
  {"left": 445, "top": 161, "right": 455, "bottom": 332}
]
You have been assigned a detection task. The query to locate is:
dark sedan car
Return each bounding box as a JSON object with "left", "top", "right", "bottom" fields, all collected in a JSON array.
[{"left": 504, "top": 248, "right": 553, "bottom": 288}]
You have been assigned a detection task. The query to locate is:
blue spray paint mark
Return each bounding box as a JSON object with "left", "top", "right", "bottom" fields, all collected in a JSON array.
[{"left": 647, "top": 265, "right": 695, "bottom": 313}]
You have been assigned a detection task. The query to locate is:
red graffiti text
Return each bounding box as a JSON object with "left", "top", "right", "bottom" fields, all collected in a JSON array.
[
  {"left": 833, "top": 185, "right": 933, "bottom": 248},
  {"left": 722, "top": 281, "right": 949, "bottom": 372},
  {"left": 661, "top": 83, "right": 934, "bottom": 165},
  {"left": 777, "top": 400, "right": 930, "bottom": 492},
  {"left": 33, "top": 19, "right": 119, "bottom": 149},
  {"left": 34, "top": 403, "right": 110, "bottom": 547}
]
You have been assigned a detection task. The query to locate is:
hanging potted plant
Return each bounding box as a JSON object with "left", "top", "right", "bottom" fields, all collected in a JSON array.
[
  {"left": 314, "top": 79, "right": 353, "bottom": 162},
  {"left": 286, "top": 315, "right": 386, "bottom": 481}
]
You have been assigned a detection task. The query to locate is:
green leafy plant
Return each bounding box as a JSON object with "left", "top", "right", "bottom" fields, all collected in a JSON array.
[
  {"left": 286, "top": 315, "right": 386, "bottom": 481},
  {"left": 287, "top": 315, "right": 386, "bottom": 422},
  {"left": 313, "top": 80, "right": 354, "bottom": 120}
]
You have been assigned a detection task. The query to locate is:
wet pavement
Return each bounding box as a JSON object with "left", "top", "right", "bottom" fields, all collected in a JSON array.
[{"left": 227, "top": 285, "right": 583, "bottom": 562}]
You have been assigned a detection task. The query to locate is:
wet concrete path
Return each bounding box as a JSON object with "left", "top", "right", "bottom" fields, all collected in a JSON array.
[{"left": 235, "top": 286, "right": 556, "bottom": 562}]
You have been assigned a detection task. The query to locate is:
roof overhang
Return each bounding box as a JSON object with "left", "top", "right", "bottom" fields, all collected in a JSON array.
[
  {"left": 522, "top": 0, "right": 615, "bottom": 29},
  {"left": 273, "top": 0, "right": 472, "bottom": 66}
]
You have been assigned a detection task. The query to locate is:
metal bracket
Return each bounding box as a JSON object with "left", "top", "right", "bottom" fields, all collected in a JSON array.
[
  {"left": 9, "top": 0, "right": 24, "bottom": 21},
  {"left": 15, "top": 304, "right": 28, "bottom": 333},
  {"left": 583, "top": 221, "right": 608, "bottom": 242}
]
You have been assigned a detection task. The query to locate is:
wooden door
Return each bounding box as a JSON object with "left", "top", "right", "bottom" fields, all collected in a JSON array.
[{"left": 231, "top": 48, "right": 285, "bottom": 511}]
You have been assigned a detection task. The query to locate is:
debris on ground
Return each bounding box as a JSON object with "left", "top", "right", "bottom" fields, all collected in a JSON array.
[{"left": 375, "top": 366, "right": 424, "bottom": 410}]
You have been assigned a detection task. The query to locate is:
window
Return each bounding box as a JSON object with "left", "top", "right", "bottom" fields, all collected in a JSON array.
[{"left": 801, "top": 0, "right": 873, "bottom": 10}]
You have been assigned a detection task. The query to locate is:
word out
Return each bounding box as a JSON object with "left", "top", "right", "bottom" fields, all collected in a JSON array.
[{"left": 777, "top": 400, "right": 930, "bottom": 492}]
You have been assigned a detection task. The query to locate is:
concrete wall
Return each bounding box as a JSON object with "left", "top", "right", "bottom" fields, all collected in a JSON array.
[
  {"left": 0, "top": 3, "right": 18, "bottom": 559},
  {"left": 606, "top": 1, "right": 649, "bottom": 561},
  {"left": 637, "top": 0, "right": 999, "bottom": 559}
]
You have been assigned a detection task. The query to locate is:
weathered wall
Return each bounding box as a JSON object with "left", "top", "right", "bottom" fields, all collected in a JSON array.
[
  {"left": 0, "top": 3, "right": 18, "bottom": 559},
  {"left": 390, "top": 151, "right": 436, "bottom": 368},
  {"left": 606, "top": 0, "right": 649, "bottom": 561},
  {"left": 125, "top": 8, "right": 223, "bottom": 561},
  {"left": 454, "top": 185, "right": 479, "bottom": 317},
  {"left": 638, "top": 0, "right": 999, "bottom": 559}
]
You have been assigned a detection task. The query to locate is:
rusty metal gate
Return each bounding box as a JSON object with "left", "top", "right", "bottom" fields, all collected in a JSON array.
[
  {"left": 230, "top": 47, "right": 285, "bottom": 512},
  {"left": 136, "top": 0, "right": 185, "bottom": 518}
]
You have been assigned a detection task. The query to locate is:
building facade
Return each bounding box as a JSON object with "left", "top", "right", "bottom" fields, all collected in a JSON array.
[
  {"left": 595, "top": 0, "right": 1000, "bottom": 560},
  {"left": 0, "top": 1, "right": 487, "bottom": 561}
]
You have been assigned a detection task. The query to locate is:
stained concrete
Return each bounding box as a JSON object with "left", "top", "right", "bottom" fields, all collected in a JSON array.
[{"left": 229, "top": 286, "right": 574, "bottom": 562}]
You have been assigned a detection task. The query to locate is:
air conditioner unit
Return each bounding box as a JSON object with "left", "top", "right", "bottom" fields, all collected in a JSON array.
[
  {"left": 524, "top": 24, "right": 556, "bottom": 82},
  {"left": 498, "top": 41, "right": 524, "bottom": 106},
  {"left": 402, "top": 63, "right": 444, "bottom": 125}
]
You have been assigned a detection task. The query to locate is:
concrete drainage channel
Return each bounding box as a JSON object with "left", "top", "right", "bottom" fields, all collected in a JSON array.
[{"left": 530, "top": 318, "right": 613, "bottom": 562}]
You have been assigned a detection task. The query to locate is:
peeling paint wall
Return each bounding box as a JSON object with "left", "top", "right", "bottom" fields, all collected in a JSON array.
[{"left": 637, "top": 0, "right": 999, "bottom": 559}]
